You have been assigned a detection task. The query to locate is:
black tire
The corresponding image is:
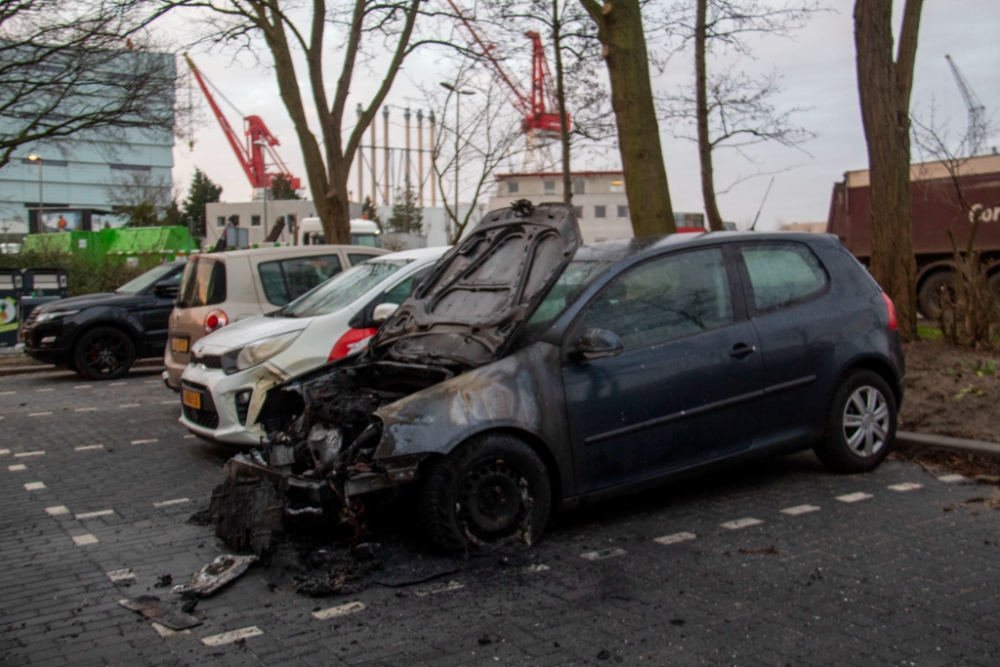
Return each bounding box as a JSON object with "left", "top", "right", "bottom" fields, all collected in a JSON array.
[
  {"left": 988, "top": 272, "right": 1000, "bottom": 303},
  {"left": 418, "top": 433, "right": 551, "bottom": 553},
  {"left": 815, "top": 369, "right": 897, "bottom": 474},
  {"left": 917, "top": 271, "right": 954, "bottom": 321},
  {"left": 73, "top": 326, "right": 136, "bottom": 381}
]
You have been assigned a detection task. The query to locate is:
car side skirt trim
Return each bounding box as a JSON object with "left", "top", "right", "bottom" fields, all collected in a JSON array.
[{"left": 584, "top": 375, "right": 817, "bottom": 446}]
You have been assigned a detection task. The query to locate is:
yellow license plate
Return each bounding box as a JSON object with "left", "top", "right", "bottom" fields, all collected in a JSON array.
[
  {"left": 172, "top": 337, "right": 189, "bottom": 352},
  {"left": 182, "top": 390, "right": 201, "bottom": 410}
]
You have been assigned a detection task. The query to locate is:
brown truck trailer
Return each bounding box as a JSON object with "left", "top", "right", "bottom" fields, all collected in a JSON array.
[{"left": 827, "top": 153, "right": 1000, "bottom": 319}]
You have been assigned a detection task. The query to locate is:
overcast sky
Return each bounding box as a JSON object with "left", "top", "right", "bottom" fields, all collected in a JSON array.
[{"left": 169, "top": 0, "right": 999, "bottom": 231}]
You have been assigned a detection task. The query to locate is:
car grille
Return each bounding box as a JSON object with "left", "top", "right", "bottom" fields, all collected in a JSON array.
[
  {"left": 181, "top": 381, "right": 219, "bottom": 430},
  {"left": 190, "top": 352, "right": 223, "bottom": 369},
  {"left": 235, "top": 400, "right": 249, "bottom": 425}
]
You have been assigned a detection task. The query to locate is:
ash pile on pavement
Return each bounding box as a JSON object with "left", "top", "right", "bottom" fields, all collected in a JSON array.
[{"left": 892, "top": 444, "right": 1000, "bottom": 484}]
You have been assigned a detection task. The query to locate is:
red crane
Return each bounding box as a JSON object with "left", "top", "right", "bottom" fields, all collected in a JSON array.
[
  {"left": 443, "top": 0, "right": 570, "bottom": 138},
  {"left": 183, "top": 54, "right": 302, "bottom": 192}
]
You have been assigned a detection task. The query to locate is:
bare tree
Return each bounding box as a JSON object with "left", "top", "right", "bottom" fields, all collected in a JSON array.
[
  {"left": 0, "top": 0, "right": 179, "bottom": 170},
  {"left": 854, "top": 0, "right": 923, "bottom": 342},
  {"left": 657, "top": 0, "right": 818, "bottom": 231},
  {"left": 577, "top": 0, "right": 676, "bottom": 236},
  {"left": 105, "top": 170, "right": 179, "bottom": 227}
]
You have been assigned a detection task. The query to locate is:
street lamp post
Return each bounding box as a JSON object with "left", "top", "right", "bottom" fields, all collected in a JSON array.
[
  {"left": 27, "top": 155, "right": 43, "bottom": 233},
  {"left": 253, "top": 140, "right": 269, "bottom": 244},
  {"left": 439, "top": 83, "right": 475, "bottom": 239}
]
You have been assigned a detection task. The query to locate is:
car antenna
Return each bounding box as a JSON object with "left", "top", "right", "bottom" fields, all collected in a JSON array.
[{"left": 750, "top": 177, "right": 775, "bottom": 231}]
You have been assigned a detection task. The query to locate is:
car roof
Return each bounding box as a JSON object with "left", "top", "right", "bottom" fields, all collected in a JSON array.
[
  {"left": 369, "top": 246, "right": 451, "bottom": 262},
  {"left": 575, "top": 231, "right": 840, "bottom": 263}
]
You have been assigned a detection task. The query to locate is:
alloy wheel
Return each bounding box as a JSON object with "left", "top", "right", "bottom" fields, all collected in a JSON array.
[{"left": 842, "top": 385, "right": 890, "bottom": 457}]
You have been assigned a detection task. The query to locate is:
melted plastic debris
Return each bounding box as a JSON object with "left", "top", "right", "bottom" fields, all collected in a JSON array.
[
  {"left": 172, "top": 554, "right": 258, "bottom": 598},
  {"left": 118, "top": 596, "right": 202, "bottom": 630}
]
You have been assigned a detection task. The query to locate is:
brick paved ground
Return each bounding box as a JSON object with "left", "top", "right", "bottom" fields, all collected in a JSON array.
[{"left": 1, "top": 369, "right": 999, "bottom": 667}]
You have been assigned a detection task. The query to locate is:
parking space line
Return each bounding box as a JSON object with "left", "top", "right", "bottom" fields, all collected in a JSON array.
[
  {"left": 24, "top": 482, "right": 46, "bottom": 491},
  {"left": 8, "top": 464, "right": 27, "bottom": 472},
  {"left": 75, "top": 445, "right": 104, "bottom": 451},
  {"left": 131, "top": 439, "right": 158, "bottom": 445},
  {"left": 721, "top": 518, "right": 763, "bottom": 530},
  {"left": 75, "top": 408, "right": 98, "bottom": 412},
  {"left": 781, "top": 504, "right": 821, "bottom": 516},
  {"left": 108, "top": 382, "right": 127, "bottom": 387},
  {"left": 73, "top": 385, "right": 92, "bottom": 389},
  {"left": 76, "top": 509, "right": 115, "bottom": 520},
  {"left": 938, "top": 474, "right": 966, "bottom": 483},
  {"left": 35, "top": 388, "right": 53, "bottom": 393},
  {"left": 106, "top": 569, "right": 136, "bottom": 583},
  {"left": 72, "top": 534, "right": 98, "bottom": 546},
  {"left": 580, "top": 547, "right": 627, "bottom": 561},
  {"left": 888, "top": 483, "right": 922, "bottom": 492},
  {"left": 153, "top": 498, "right": 189, "bottom": 508},
  {"left": 312, "top": 601, "right": 366, "bottom": 620},
  {"left": 14, "top": 451, "right": 45, "bottom": 457},
  {"left": 46, "top": 506, "right": 70, "bottom": 516},
  {"left": 837, "top": 492, "right": 873, "bottom": 503},
  {"left": 414, "top": 580, "right": 465, "bottom": 596},
  {"left": 654, "top": 532, "right": 697, "bottom": 546},
  {"left": 160, "top": 400, "right": 176, "bottom": 405},
  {"left": 0, "top": 449, "right": 9, "bottom": 456},
  {"left": 201, "top": 627, "right": 263, "bottom": 646},
  {"left": 0, "top": 391, "right": 15, "bottom": 396},
  {"left": 119, "top": 404, "right": 140, "bottom": 408},
  {"left": 28, "top": 412, "right": 52, "bottom": 417}
]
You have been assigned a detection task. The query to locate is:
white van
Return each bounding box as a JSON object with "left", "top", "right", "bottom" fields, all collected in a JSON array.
[{"left": 299, "top": 218, "right": 380, "bottom": 248}]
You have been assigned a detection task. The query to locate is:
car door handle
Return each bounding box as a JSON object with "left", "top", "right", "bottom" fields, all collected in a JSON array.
[{"left": 730, "top": 343, "right": 756, "bottom": 359}]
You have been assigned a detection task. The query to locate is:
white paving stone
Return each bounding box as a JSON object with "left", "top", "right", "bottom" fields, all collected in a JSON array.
[
  {"left": 837, "top": 492, "right": 874, "bottom": 503},
  {"left": 580, "top": 547, "right": 627, "bottom": 560},
  {"left": 8, "top": 464, "right": 26, "bottom": 472},
  {"left": 414, "top": 580, "right": 464, "bottom": 597},
  {"left": 888, "top": 483, "right": 923, "bottom": 492},
  {"left": 75, "top": 445, "right": 104, "bottom": 451},
  {"left": 131, "top": 439, "right": 158, "bottom": 445},
  {"left": 201, "top": 627, "right": 263, "bottom": 646},
  {"left": 106, "top": 569, "right": 136, "bottom": 583},
  {"left": 721, "top": 518, "right": 763, "bottom": 530},
  {"left": 0, "top": 448, "right": 10, "bottom": 455},
  {"left": 654, "top": 532, "right": 697, "bottom": 546},
  {"left": 312, "top": 601, "right": 366, "bottom": 620},
  {"left": 781, "top": 504, "right": 821, "bottom": 516},
  {"left": 938, "top": 474, "right": 966, "bottom": 483},
  {"left": 14, "top": 451, "right": 45, "bottom": 457},
  {"left": 24, "top": 481, "right": 46, "bottom": 491},
  {"left": 72, "top": 534, "right": 98, "bottom": 546},
  {"left": 76, "top": 509, "right": 115, "bottom": 520},
  {"left": 153, "top": 498, "right": 189, "bottom": 508},
  {"left": 45, "top": 506, "right": 70, "bottom": 516}
]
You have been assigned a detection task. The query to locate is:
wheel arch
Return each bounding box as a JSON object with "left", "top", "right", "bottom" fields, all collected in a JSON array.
[
  {"left": 69, "top": 319, "right": 140, "bottom": 359},
  {"left": 837, "top": 356, "right": 902, "bottom": 408},
  {"left": 916, "top": 261, "right": 955, "bottom": 289}
]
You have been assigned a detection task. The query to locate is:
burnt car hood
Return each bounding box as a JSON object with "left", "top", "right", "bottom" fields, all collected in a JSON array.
[{"left": 368, "top": 201, "right": 581, "bottom": 370}]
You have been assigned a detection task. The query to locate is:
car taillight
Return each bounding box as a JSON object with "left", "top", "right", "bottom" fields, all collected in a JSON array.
[
  {"left": 880, "top": 292, "right": 898, "bottom": 330},
  {"left": 328, "top": 327, "right": 378, "bottom": 362},
  {"left": 204, "top": 309, "right": 229, "bottom": 334}
]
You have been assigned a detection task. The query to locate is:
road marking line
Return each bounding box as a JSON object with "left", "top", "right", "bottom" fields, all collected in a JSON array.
[
  {"left": 201, "top": 626, "right": 263, "bottom": 646},
  {"left": 14, "top": 451, "right": 45, "bottom": 457},
  {"left": 580, "top": 547, "right": 627, "bottom": 561},
  {"left": 74, "top": 407, "right": 98, "bottom": 412},
  {"left": 414, "top": 580, "right": 464, "bottom": 596},
  {"left": 523, "top": 563, "right": 550, "bottom": 572},
  {"left": 46, "top": 506, "right": 70, "bottom": 516},
  {"left": 131, "top": 439, "right": 158, "bottom": 445},
  {"left": 106, "top": 569, "right": 136, "bottom": 583},
  {"left": 938, "top": 474, "right": 966, "bottom": 483},
  {"left": 152, "top": 623, "right": 191, "bottom": 637},
  {"left": 654, "top": 532, "right": 697, "bottom": 546},
  {"left": 153, "top": 498, "right": 189, "bottom": 508},
  {"left": 0, "top": 391, "right": 15, "bottom": 395},
  {"left": 35, "top": 388, "right": 54, "bottom": 392},
  {"left": 837, "top": 492, "right": 873, "bottom": 503},
  {"left": 119, "top": 403, "right": 140, "bottom": 408},
  {"left": 888, "top": 483, "right": 923, "bottom": 492},
  {"left": 183, "top": 435, "right": 195, "bottom": 439},
  {"left": 312, "top": 601, "right": 366, "bottom": 620},
  {"left": 28, "top": 412, "right": 52, "bottom": 417},
  {"left": 72, "top": 534, "right": 98, "bottom": 546},
  {"left": 781, "top": 504, "right": 821, "bottom": 516},
  {"left": 75, "top": 444, "right": 104, "bottom": 451},
  {"left": 0, "top": 449, "right": 9, "bottom": 455},
  {"left": 160, "top": 400, "right": 176, "bottom": 405},
  {"left": 24, "top": 482, "right": 46, "bottom": 491},
  {"left": 108, "top": 382, "right": 127, "bottom": 387},
  {"left": 721, "top": 518, "right": 763, "bottom": 530},
  {"left": 76, "top": 509, "right": 115, "bottom": 520},
  {"left": 74, "top": 385, "right": 92, "bottom": 389},
  {"left": 8, "top": 464, "right": 27, "bottom": 472}
]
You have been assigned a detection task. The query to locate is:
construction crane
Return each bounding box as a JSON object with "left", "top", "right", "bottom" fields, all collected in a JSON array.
[
  {"left": 443, "top": 0, "right": 570, "bottom": 164},
  {"left": 183, "top": 54, "right": 302, "bottom": 195},
  {"left": 945, "top": 54, "right": 988, "bottom": 156}
]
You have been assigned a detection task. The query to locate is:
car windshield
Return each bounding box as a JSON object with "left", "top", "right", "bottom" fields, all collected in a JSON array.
[
  {"left": 279, "top": 260, "right": 409, "bottom": 318},
  {"left": 516, "top": 257, "right": 613, "bottom": 344},
  {"left": 115, "top": 263, "right": 181, "bottom": 295}
]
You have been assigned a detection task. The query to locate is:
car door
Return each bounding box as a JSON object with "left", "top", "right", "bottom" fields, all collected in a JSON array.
[
  {"left": 735, "top": 241, "right": 835, "bottom": 450},
  {"left": 562, "top": 246, "right": 763, "bottom": 493}
]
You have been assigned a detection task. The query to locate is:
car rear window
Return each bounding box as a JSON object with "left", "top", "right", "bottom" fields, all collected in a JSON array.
[
  {"left": 741, "top": 243, "right": 828, "bottom": 312},
  {"left": 258, "top": 254, "right": 343, "bottom": 306},
  {"left": 280, "top": 260, "right": 406, "bottom": 318},
  {"left": 177, "top": 257, "right": 227, "bottom": 308}
]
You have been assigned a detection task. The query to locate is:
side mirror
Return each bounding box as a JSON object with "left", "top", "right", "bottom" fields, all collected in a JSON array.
[
  {"left": 568, "top": 328, "right": 624, "bottom": 362},
  {"left": 154, "top": 281, "right": 179, "bottom": 299},
  {"left": 372, "top": 302, "right": 399, "bottom": 324}
]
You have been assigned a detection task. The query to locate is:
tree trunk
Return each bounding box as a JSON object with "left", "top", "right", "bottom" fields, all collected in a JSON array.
[
  {"left": 695, "top": 0, "right": 724, "bottom": 231},
  {"left": 854, "top": 0, "right": 922, "bottom": 341},
  {"left": 553, "top": 0, "right": 573, "bottom": 205},
  {"left": 580, "top": 0, "right": 675, "bottom": 236}
]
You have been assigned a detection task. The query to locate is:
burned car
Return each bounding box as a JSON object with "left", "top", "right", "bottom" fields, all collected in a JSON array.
[{"left": 230, "top": 201, "right": 904, "bottom": 551}]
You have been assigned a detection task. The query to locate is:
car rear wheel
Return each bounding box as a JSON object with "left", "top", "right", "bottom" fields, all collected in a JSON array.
[
  {"left": 815, "top": 369, "right": 897, "bottom": 474},
  {"left": 419, "top": 433, "right": 551, "bottom": 552},
  {"left": 73, "top": 326, "right": 136, "bottom": 381}
]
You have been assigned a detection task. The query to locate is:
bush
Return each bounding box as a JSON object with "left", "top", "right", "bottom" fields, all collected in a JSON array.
[{"left": 0, "top": 252, "right": 145, "bottom": 296}]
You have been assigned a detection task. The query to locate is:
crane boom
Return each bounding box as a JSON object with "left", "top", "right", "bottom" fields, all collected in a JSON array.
[{"left": 945, "top": 54, "right": 987, "bottom": 156}]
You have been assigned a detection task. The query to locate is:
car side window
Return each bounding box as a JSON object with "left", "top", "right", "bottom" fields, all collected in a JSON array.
[
  {"left": 740, "top": 243, "right": 827, "bottom": 312},
  {"left": 382, "top": 267, "right": 431, "bottom": 306},
  {"left": 349, "top": 253, "right": 376, "bottom": 266},
  {"left": 582, "top": 248, "right": 733, "bottom": 352},
  {"left": 258, "top": 255, "right": 344, "bottom": 306}
]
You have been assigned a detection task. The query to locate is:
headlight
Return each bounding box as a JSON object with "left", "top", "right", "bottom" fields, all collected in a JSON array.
[
  {"left": 221, "top": 331, "right": 300, "bottom": 374},
  {"left": 35, "top": 310, "right": 80, "bottom": 323}
]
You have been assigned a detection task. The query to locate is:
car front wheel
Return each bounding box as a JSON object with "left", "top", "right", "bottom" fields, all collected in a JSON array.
[
  {"left": 73, "top": 326, "right": 136, "bottom": 381},
  {"left": 815, "top": 369, "right": 897, "bottom": 473},
  {"left": 419, "top": 433, "right": 551, "bottom": 552}
]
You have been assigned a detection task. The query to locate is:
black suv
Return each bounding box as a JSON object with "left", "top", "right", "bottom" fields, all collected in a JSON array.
[{"left": 22, "top": 261, "right": 185, "bottom": 380}]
